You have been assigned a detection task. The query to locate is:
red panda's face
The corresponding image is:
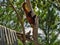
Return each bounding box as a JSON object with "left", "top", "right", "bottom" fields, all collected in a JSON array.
[{"left": 22, "top": 2, "right": 30, "bottom": 12}]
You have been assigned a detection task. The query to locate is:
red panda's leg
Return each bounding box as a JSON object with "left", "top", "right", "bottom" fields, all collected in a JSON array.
[
  {"left": 27, "top": 10, "right": 36, "bottom": 24},
  {"left": 27, "top": 11, "right": 32, "bottom": 17},
  {"left": 32, "top": 15, "right": 36, "bottom": 24}
]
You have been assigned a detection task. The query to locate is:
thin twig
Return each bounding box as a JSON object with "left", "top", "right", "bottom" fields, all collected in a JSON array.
[{"left": 8, "top": 0, "right": 26, "bottom": 45}]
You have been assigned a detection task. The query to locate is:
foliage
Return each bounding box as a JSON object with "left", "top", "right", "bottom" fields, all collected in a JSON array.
[{"left": 0, "top": 0, "right": 60, "bottom": 45}]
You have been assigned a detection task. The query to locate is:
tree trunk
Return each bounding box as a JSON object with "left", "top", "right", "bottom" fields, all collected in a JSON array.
[
  {"left": 26, "top": 0, "right": 39, "bottom": 45},
  {"left": 33, "top": 16, "right": 39, "bottom": 45}
]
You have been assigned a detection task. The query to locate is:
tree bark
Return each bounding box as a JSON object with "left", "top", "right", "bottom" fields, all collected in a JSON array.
[
  {"left": 33, "top": 16, "right": 39, "bottom": 45},
  {"left": 25, "top": 0, "right": 39, "bottom": 45}
]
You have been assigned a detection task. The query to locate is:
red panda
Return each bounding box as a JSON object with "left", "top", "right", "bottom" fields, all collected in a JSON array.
[{"left": 22, "top": 2, "right": 36, "bottom": 25}]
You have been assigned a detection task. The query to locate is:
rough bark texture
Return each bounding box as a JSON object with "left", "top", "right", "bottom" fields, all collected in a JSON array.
[
  {"left": 33, "top": 16, "right": 39, "bottom": 45},
  {"left": 25, "top": 0, "right": 39, "bottom": 45}
]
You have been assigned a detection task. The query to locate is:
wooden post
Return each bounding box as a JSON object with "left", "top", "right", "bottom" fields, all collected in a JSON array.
[{"left": 0, "top": 25, "right": 18, "bottom": 45}]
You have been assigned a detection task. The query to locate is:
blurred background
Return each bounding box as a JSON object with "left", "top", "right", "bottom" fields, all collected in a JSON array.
[{"left": 0, "top": 0, "right": 60, "bottom": 45}]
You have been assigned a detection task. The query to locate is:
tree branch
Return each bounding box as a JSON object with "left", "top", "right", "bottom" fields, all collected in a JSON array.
[
  {"left": 25, "top": 0, "right": 39, "bottom": 45},
  {"left": 8, "top": 0, "right": 26, "bottom": 45},
  {"left": 16, "top": 31, "right": 31, "bottom": 41}
]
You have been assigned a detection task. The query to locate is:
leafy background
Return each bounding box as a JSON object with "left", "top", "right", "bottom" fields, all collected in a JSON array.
[{"left": 0, "top": 0, "right": 60, "bottom": 45}]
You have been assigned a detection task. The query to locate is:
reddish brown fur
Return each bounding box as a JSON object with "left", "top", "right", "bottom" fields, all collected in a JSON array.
[{"left": 22, "top": 2, "right": 36, "bottom": 25}]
